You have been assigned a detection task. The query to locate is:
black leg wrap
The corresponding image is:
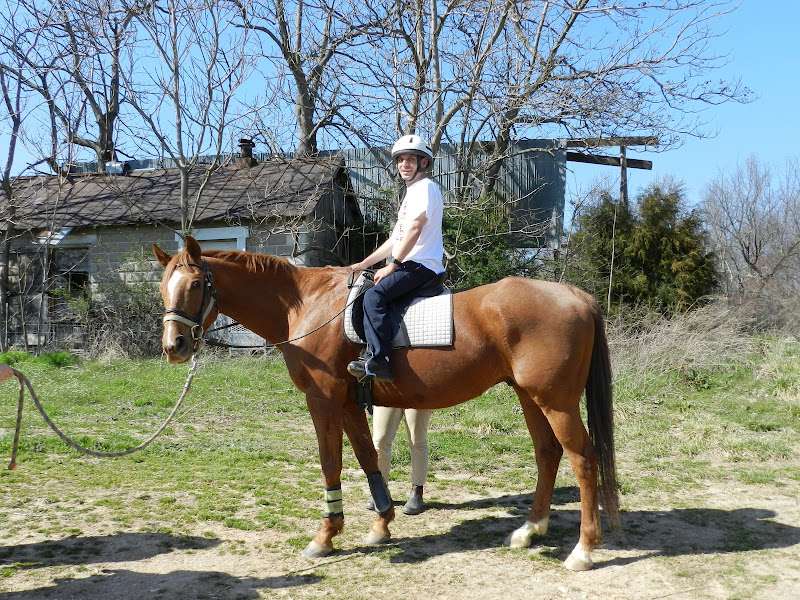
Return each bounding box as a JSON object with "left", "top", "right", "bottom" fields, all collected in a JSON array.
[{"left": 366, "top": 471, "right": 392, "bottom": 514}]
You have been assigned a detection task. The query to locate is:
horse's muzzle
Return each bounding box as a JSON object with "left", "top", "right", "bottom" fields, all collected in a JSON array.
[{"left": 162, "top": 324, "right": 192, "bottom": 364}]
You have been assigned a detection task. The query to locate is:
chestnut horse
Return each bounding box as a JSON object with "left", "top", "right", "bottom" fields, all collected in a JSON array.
[{"left": 153, "top": 237, "right": 619, "bottom": 571}]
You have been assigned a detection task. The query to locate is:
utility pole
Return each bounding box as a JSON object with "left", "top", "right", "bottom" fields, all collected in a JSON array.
[{"left": 619, "top": 145, "right": 628, "bottom": 208}]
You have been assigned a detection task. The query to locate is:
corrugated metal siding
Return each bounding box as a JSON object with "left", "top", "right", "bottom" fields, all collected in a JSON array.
[{"left": 338, "top": 140, "right": 566, "bottom": 247}]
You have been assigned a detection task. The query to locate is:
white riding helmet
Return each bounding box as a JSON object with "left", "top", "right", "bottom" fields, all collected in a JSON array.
[{"left": 391, "top": 134, "right": 433, "bottom": 162}]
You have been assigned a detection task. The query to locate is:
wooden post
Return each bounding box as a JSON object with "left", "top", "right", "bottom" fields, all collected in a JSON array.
[
  {"left": 607, "top": 197, "right": 618, "bottom": 314},
  {"left": 619, "top": 145, "right": 628, "bottom": 208}
]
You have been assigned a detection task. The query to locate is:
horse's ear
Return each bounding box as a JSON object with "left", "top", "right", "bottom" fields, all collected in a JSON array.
[
  {"left": 152, "top": 244, "right": 171, "bottom": 268},
  {"left": 185, "top": 236, "right": 202, "bottom": 261}
]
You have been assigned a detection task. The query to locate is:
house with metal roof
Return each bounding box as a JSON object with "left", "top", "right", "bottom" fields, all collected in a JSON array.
[{"left": 0, "top": 154, "right": 361, "bottom": 349}]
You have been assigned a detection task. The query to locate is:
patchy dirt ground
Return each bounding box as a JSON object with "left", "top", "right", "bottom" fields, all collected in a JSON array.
[{"left": 2, "top": 476, "right": 798, "bottom": 600}]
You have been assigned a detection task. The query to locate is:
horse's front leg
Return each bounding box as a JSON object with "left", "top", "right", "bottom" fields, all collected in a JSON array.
[
  {"left": 342, "top": 395, "right": 395, "bottom": 545},
  {"left": 302, "top": 394, "right": 346, "bottom": 558}
]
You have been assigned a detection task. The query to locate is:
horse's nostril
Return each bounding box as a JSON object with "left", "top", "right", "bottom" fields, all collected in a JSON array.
[{"left": 174, "top": 335, "right": 186, "bottom": 353}]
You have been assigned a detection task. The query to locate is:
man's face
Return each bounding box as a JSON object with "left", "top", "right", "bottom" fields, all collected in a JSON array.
[{"left": 396, "top": 153, "right": 426, "bottom": 183}]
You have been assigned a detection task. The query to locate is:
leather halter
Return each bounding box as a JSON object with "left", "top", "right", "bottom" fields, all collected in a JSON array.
[{"left": 162, "top": 260, "right": 217, "bottom": 350}]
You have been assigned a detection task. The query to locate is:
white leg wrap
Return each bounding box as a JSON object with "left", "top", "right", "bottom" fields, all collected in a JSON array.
[
  {"left": 564, "top": 542, "right": 593, "bottom": 571},
  {"left": 508, "top": 517, "right": 549, "bottom": 548}
]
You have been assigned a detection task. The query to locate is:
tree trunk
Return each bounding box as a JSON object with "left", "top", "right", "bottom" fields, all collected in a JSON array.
[
  {"left": 481, "top": 125, "right": 512, "bottom": 198},
  {"left": 295, "top": 88, "right": 318, "bottom": 156},
  {"left": 0, "top": 228, "right": 11, "bottom": 351}
]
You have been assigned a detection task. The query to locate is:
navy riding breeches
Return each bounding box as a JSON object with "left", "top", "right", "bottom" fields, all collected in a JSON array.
[{"left": 362, "top": 260, "right": 439, "bottom": 368}]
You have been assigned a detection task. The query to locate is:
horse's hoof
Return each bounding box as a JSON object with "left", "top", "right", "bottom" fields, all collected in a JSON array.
[
  {"left": 564, "top": 544, "right": 593, "bottom": 571},
  {"left": 507, "top": 530, "right": 531, "bottom": 549},
  {"left": 364, "top": 528, "right": 391, "bottom": 545},
  {"left": 301, "top": 540, "right": 333, "bottom": 559},
  {"left": 507, "top": 519, "right": 548, "bottom": 549}
]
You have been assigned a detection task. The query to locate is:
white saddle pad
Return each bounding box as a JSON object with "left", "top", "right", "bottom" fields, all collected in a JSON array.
[{"left": 344, "top": 272, "right": 454, "bottom": 348}]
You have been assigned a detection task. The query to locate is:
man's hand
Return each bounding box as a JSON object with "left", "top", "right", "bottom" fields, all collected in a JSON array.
[{"left": 373, "top": 262, "right": 398, "bottom": 284}]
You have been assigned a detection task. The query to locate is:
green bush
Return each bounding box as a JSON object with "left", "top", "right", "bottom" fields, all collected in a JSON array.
[
  {"left": 0, "top": 350, "right": 30, "bottom": 366},
  {"left": 35, "top": 351, "right": 79, "bottom": 368},
  {"left": 443, "top": 195, "right": 538, "bottom": 290},
  {"left": 565, "top": 183, "right": 717, "bottom": 313},
  {"left": 0, "top": 350, "right": 79, "bottom": 367}
]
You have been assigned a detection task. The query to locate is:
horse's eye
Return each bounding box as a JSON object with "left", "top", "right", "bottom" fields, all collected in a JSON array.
[{"left": 191, "top": 280, "right": 201, "bottom": 289}]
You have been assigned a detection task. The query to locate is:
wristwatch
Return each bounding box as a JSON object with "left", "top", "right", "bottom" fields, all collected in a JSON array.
[{"left": 387, "top": 257, "right": 398, "bottom": 265}]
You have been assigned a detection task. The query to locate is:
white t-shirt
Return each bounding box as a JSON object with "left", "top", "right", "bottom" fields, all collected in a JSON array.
[{"left": 390, "top": 177, "right": 445, "bottom": 274}]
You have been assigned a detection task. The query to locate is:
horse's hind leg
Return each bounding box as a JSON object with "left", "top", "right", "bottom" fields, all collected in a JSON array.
[
  {"left": 508, "top": 387, "right": 563, "bottom": 549},
  {"left": 342, "top": 398, "right": 395, "bottom": 545},
  {"left": 541, "top": 405, "right": 601, "bottom": 571}
]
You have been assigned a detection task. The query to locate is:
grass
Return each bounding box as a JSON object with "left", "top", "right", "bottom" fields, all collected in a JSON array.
[
  {"left": 2, "top": 339, "right": 799, "bottom": 524},
  {"left": 0, "top": 333, "right": 799, "bottom": 597}
]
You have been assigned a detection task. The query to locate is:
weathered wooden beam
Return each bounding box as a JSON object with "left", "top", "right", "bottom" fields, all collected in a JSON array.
[
  {"left": 566, "top": 136, "right": 659, "bottom": 148},
  {"left": 566, "top": 151, "right": 653, "bottom": 170}
]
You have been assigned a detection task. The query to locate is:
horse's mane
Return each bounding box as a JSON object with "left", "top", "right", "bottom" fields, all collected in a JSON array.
[{"left": 201, "top": 249, "right": 296, "bottom": 276}]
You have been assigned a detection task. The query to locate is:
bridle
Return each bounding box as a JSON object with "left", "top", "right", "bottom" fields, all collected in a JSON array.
[{"left": 162, "top": 260, "right": 217, "bottom": 350}]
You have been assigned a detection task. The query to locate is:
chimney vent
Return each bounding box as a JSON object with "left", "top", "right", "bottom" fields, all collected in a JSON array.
[{"left": 238, "top": 138, "right": 257, "bottom": 167}]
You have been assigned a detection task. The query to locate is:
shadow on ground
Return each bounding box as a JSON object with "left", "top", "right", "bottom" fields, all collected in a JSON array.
[
  {"left": 424, "top": 487, "right": 580, "bottom": 511},
  {"left": 0, "top": 568, "right": 322, "bottom": 599},
  {"left": 0, "top": 532, "right": 220, "bottom": 569},
  {"left": 352, "top": 492, "right": 800, "bottom": 567}
]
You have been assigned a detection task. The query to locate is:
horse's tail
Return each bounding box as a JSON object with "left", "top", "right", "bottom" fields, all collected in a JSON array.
[{"left": 585, "top": 307, "right": 621, "bottom": 529}]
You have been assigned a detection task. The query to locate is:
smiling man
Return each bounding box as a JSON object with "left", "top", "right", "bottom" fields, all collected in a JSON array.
[{"left": 348, "top": 134, "right": 445, "bottom": 382}]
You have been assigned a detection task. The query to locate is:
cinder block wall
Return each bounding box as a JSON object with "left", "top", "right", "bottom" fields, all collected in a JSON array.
[
  {"left": 248, "top": 223, "right": 345, "bottom": 266},
  {"left": 87, "top": 222, "right": 343, "bottom": 290},
  {"left": 90, "top": 226, "right": 176, "bottom": 289}
]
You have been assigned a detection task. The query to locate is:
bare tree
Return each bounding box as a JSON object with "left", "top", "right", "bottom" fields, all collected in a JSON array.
[
  {"left": 48, "top": 0, "right": 149, "bottom": 170},
  {"left": 348, "top": 1, "right": 748, "bottom": 185},
  {"left": 0, "top": 48, "right": 25, "bottom": 349},
  {"left": 233, "top": 0, "right": 388, "bottom": 156},
  {"left": 0, "top": 1, "right": 150, "bottom": 173},
  {"left": 0, "top": 1, "right": 76, "bottom": 349},
  {"left": 703, "top": 156, "right": 800, "bottom": 297},
  {"left": 122, "top": 0, "right": 254, "bottom": 234}
]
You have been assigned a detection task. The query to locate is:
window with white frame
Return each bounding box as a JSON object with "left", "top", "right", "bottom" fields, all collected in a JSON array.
[{"left": 175, "top": 226, "right": 248, "bottom": 251}]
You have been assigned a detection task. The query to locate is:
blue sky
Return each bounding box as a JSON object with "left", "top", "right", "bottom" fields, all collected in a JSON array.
[{"left": 566, "top": 1, "right": 800, "bottom": 212}]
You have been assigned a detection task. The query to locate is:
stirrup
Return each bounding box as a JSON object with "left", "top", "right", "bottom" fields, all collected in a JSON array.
[{"left": 347, "top": 359, "right": 368, "bottom": 380}]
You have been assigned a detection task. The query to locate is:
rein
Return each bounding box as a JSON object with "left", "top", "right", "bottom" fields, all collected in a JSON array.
[{"left": 193, "top": 265, "right": 374, "bottom": 350}]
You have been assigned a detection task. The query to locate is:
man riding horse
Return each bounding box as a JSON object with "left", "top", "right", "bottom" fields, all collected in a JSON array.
[{"left": 347, "top": 134, "right": 446, "bottom": 381}]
